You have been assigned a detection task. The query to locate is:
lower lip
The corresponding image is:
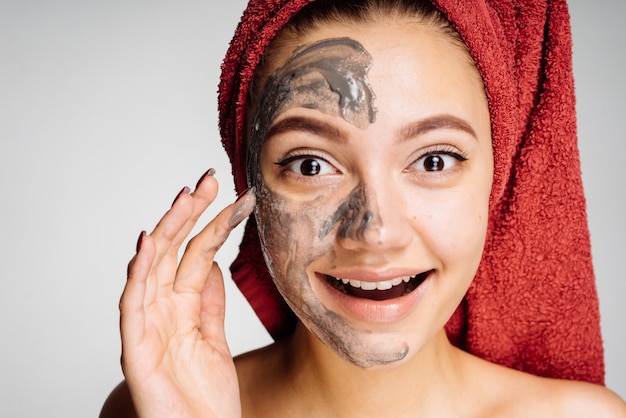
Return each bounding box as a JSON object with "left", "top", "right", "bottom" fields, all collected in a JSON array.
[{"left": 315, "top": 272, "right": 433, "bottom": 324}]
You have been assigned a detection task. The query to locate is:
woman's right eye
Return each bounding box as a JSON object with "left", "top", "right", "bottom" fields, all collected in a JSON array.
[{"left": 277, "top": 156, "right": 335, "bottom": 176}]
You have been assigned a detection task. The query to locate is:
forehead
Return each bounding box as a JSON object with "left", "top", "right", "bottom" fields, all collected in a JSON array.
[
  {"left": 269, "top": 21, "right": 486, "bottom": 126},
  {"left": 259, "top": 37, "right": 377, "bottom": 130}
]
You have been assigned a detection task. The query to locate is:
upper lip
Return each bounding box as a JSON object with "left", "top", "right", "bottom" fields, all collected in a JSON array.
[{"left": 318, "top": 267, "right": 430, "bottom": 283}]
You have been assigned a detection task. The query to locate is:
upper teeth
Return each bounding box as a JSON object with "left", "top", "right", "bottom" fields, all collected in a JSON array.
[{"left": 338, "top": 276, "right": 411, "bottom": 291}]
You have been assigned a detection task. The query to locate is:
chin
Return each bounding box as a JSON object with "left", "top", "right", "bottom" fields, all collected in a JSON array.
[{"left": 288, "top": 268, "right": 461, "bottom": 370}]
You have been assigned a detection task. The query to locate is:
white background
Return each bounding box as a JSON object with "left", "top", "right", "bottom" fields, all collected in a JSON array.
[{"left": 0, "top": 1, "right": 623, "bottom": 416}]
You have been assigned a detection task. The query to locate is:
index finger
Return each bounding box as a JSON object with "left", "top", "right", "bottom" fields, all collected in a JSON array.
[{"left": 172, "top": 187, "right": 256, "bottom": 295}]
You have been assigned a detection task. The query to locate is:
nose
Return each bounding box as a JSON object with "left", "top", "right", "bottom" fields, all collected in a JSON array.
[{"left": 329, "top": 183, "right": 414, "bottom": 253}]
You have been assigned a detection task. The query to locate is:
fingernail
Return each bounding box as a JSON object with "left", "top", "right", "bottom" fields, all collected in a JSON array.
[
  {"left": 229, "top": 187, "right": 256, "bottom": 228},
  {"left": 172, "top": 186, "right": 191, "bottom": 207},
  {"left": 136, "top": 230, "right": 146, "bottom": 253},
  {"left": 236, "top": 186, "right": 254, "bottom": 201},
  {"left": 195, "top": 168, "right": 216, "bottom": 190}
]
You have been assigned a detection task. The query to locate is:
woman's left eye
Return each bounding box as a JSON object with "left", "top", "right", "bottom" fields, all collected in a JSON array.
[
  {"left": 413, "top": 151, "right": 467, "bottom": 172},
  {"left": 280, "top": 156, "right": 335, "bottom": 176}
]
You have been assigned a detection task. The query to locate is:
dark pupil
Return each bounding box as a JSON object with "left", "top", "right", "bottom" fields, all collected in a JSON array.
[
  {"left": 301, "top": 159, "right": 321, "bottom": 176},
  {"left": 424, "top": 155, "right": 443, "bottom": 171}
]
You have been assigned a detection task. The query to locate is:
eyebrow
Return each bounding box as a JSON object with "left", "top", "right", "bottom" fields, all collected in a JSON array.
[
  {"left": 266, "top": 116, "right": 348, "bottom": 143},
  {"left": 399, "top": 115, "right": 478, "bottom": 141},
  {"left": 266, "top": 114, "right": 477, "bottom": 144}
]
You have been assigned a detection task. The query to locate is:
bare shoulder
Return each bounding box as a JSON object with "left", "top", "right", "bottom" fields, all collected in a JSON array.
[
  {"left": 549, "top": 379, "right": 626, "bottom": 417},
  {"left": 511, "top": 370, "right": 626, "bottom": 417},
  {"left": 460, "top": 351, "right": 626, "bottom": 417},
  {"left": 99, "top": 380, "right": 138, "bottom": 418}
]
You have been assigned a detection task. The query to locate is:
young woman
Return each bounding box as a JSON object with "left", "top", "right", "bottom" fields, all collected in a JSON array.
[{"left": 102, "top": 0, "right": 626, "bottom": 416}]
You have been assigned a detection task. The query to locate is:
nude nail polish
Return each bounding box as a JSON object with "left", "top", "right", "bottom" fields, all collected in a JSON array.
[
  {"left": 229, "top": 187, "right": 256, "bottom": 228},
  {"left": 237, "top": 186, "right": 253, "bottom": 200}
]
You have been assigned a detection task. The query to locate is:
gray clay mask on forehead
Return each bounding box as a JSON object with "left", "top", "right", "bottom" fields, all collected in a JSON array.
[{"left": 247, "top": 37, "right": 378, "bottom": 187}]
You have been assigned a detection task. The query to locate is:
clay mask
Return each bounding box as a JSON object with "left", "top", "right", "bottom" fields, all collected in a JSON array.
[
  {"left": 251, "top": 38, "right": 410, "bottom": 368},
  {"left": 255, "top": 185, "right": 410, "bottom": 368},
  {"left": 319, "top": 184, "right": 374, "bottom": 241},
  {"left": 248, "top": 37, "right": 377, "bottom": 188}
]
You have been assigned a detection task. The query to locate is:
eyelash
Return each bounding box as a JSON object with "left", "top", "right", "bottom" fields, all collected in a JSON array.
[
  {"left": 276, "top": 152, "right": 324, "bottom": 167},
  {"left": 275, "top": 151, "right": 337, "bottom": 177},
  {"left": 409, "top": 145, "right": 468, "bottom": 172},
  {"left": 274, "top": 145, "right": 468, "bottom": 177},
  {"left": 406, "top": 145, "right": 468, "bottom": 171}
]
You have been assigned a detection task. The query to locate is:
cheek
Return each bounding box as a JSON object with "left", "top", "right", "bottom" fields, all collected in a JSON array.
[
  {"left": 255, "top": 184, "right": 337, "bottom": 285},
  {"left": 411, "top": 188, "right": 489, "bottom": 267}
]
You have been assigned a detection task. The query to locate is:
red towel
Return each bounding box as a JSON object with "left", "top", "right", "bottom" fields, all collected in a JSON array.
[{"left": 218, "top": 0, "right": 604, "bottom": 384}]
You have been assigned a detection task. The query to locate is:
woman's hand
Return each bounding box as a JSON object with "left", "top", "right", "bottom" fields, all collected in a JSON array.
[{"left": 119, "top": 169, "right": 254, "bottom": 418}]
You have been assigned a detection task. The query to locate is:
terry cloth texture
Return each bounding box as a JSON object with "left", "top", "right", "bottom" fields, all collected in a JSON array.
[{"left": 218, "top": 0, "right": 605, "bottom": 384}]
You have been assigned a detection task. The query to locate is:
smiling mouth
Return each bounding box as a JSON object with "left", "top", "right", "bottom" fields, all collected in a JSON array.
[{"left": 324, "top": 270, "right": 433, "bottom": 301}]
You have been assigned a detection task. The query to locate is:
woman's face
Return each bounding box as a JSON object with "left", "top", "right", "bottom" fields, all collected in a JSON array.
[{"left": 253, "top": 21, "right": 493, "bottom": 368}]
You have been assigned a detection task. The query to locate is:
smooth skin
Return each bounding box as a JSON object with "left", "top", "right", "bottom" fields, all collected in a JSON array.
[{"left": 101, "top": 19, "right": 626, "bottom": 418}]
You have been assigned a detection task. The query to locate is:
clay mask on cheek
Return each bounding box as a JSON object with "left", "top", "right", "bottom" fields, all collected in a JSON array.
[
  {"left": 255, "top": 186, "right": 409, "bottom": 368},
  {"left": 247, "top": 37, "right": 377, "bottom": 188}
]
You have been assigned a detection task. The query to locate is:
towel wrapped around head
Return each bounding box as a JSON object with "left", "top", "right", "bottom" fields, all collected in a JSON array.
[{"left": 218, "top": 0, "right": 605, "bottom": 384}]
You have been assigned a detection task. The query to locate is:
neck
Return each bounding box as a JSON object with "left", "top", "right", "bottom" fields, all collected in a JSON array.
[{"left": 281, "top": 322, "right": 468, "bottom": 417}]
